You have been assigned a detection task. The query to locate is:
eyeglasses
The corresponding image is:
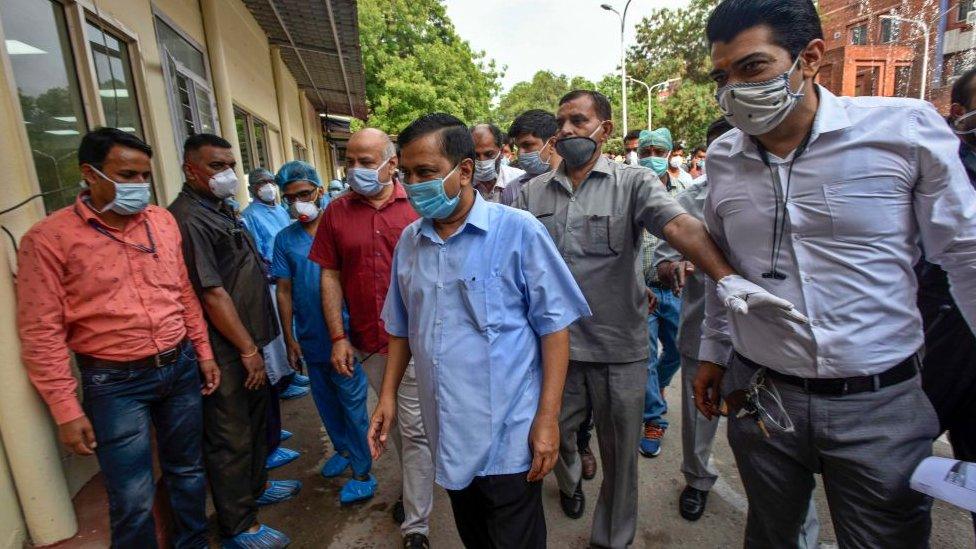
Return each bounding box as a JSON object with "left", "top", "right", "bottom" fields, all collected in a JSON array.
[{"left": 282, "top": 189, "right": 317, "bottom": 204}]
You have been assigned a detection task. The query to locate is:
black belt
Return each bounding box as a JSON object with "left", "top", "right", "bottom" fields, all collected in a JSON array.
[
  {"left": 649, "top": 281, "right": 669, "bottom": 290},
  {"left": 734, "top": 353, "right": 918, "bottom": 396},
  {"left": 77, "top": 341, "right": 186, "bottom": 370}
]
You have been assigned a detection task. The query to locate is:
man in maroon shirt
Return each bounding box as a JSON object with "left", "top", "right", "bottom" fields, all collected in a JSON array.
[{"left": 308, "top": 128, "right": 434, "bottom": 548}]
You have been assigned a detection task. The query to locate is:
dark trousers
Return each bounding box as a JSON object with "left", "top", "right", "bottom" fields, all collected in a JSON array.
[
  {"left": 576, "top": 404, "right": 594, "bottom": 452},
  {"left": 921, "top": 305, "right": 976, "bottom": 534},
  {"left": 81, "top": 342, "right": 208, "bottom": 549},
  {"left": 446, "top": 472, "right": 545, "bottom": 549},
  {"left": 203, "top": 353, "right": 269, "bottom": 538}
]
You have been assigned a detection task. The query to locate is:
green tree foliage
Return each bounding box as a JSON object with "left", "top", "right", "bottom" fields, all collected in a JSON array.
[
  {"left": 625, "top": 0, "right": 721, "bottom": 147},
  {"left": 358, "top": 0, "right": 502, "bottom": 134},
  {"left": 492, "top": 71, "right": 596, "bottom": 131}
]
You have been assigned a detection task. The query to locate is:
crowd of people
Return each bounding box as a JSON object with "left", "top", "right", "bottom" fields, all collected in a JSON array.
[{"left": 12, "top": 0, "right": 976, "bottom": 547}]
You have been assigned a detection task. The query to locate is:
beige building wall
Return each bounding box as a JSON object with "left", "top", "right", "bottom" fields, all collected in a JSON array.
[{"left": 0, "top": 0, "right": 344, "bottom": 545}]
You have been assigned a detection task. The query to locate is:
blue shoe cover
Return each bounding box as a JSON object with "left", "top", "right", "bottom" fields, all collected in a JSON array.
[
  {"left": 279, "top": 429, "right": 293, "bottom": 442},
  {"left": 222, "top": 524, "right": 291, "bottom": 548},
  {"left": 339, "top": 474, "right": 377, "bottom": 505},
  {"left": 290, "top": 373, "right": 310, "bottom": 387},
  {"left": 256, "top": 480, "right": 302, "bottom": 507},
  {"left": 279, "top": 384, "right": 310, "bottom": 400},
  {"left": 320, "top": 453, "right": 350, "bottom": 478},
  {"left": 265, "top": 447, "right": 300, "bottom": 470}
]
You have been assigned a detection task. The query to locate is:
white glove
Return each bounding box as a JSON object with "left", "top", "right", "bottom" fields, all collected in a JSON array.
[{"left": 717, "top": 274, "right": 809, "bottom": 324}]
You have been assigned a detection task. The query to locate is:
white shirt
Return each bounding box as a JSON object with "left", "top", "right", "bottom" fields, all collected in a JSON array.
[
  {"left": 476, "top": 163, "right": 526, "bottom": 205},
  {"left": 700, "top": 86, "right": 976, "bottom": 378}
]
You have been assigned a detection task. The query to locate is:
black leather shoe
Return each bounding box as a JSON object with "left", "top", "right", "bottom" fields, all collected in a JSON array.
[
  {"left": 403, "top": 532, "right": 429, "bottom": 549},
  {"left": 679, "top": 485, "right": 709, "bottom": 521},
  {"left": 560, "top": 480, "right": 585, "bottom": 519},
  {"left": 392, "top": 497, "right": 405, "bottom": 524}
]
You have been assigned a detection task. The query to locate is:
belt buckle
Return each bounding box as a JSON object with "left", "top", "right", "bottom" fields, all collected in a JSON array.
[{"left": 154, "top": 348, "right": 179, "bottom": 368}]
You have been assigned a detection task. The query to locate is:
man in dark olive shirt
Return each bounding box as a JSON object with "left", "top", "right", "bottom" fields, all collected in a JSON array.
[{"left": 169, "top": 134, "right": 295, "bottom": 548}]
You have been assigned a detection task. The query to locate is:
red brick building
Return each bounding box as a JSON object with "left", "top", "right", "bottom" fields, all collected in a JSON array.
[{"left": 818, "top": 0, "right": 975, "bottom": 113}]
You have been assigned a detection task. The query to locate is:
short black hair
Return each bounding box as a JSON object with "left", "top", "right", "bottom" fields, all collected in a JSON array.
[
  {"left": 508, "top": 109, "right": 558, "bottom": 142},
  {"left": 951, "top": 66, "right": 976, "bottom": 107},
  {"left": 693, "top": 146, "right": 707, "bottom": 155},
  {"left": 706, "top": 117, "right": 735, "bottom": 146},
  {"left": 559, "top": 90, "right": 612, "bottom": 121},
  {"left": 399, "top": 113, "right": 475, "bottom": 165},
  {"left": 183, "top": 133, "right": 232, "bottom": 160},
  {"left": 471, "top": 123, "right": 503, "bottom": 147},
  {"left": 706, "top": 0, "right": 823, "bottom": 60},
  {"left": 78, "top": 127, "right": 152, "bottom": 167},
  {"left": 624, "top": 130, "right": 642, "bottom": 142}
]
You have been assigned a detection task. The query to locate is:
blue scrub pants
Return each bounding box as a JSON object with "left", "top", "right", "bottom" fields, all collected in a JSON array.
[
  {"left": 643, "top": 287, "right": 682, "bottom": 427},
  {"left": 307, "top": 361, "right": 372, "bottom": 477}
]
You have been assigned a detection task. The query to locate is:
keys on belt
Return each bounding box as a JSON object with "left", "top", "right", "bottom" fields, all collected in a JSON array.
[{"left": 76, "top": 341, "right": 186, "bottom": 370}]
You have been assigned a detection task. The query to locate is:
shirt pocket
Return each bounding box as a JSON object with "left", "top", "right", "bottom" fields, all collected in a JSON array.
[
  {"left": 458, "top": 276, "right": 502, "bottom": 335},
  {"left": 822, "top": 177, "right": 902, "bottom": 244},
  {"left": 535, "top": 211, "right": 561, "bottom": 244},
  {"left": 581, "top": 214, "right": 625, "bottom": 256}
]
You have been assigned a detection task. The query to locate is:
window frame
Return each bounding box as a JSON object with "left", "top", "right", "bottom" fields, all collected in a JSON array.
[
  {"left": 849, "top": 23, "right": 868, "bottom": 46},
  {"left": 152, "top": 9, "right": 219, "bottom": 154},
  {"left": 879, "top": 18, "right": 899, "bottom": 45},
  {"left": 234, "top": 106, "right": 272, "bottom": 173},
  {"left": 959, "top": 0, "right": 973, "bottom": 23},
  {"left": 0, "top": 0, "right": 159, "bottom": 214},
  {"left": 292, "top": 140, "right": 307, "bottom": 162}
]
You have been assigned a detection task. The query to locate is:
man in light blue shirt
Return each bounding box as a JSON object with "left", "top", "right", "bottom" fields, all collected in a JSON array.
[{"left": 370, "top": 113, "right": 591, "bottom": 548}]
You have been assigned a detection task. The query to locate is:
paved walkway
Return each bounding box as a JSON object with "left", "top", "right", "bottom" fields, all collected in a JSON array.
[{"left": 260, "top": 377, "right": 975, "bottom": 548}]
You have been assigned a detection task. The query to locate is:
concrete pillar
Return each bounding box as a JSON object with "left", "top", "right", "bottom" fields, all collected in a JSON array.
[
  {"left": 270, "top": 47, "right": 294, "bottom": 163},
  {"left": 0, "top": 435, "right": 27, "bottom": 548},
  {"left": 0, "top": 21, "right": 78, "bottom": 547},
  {"left": 298, "top": 91, "right": 315, "bottom": 170},
  {"left": 199, "top": 0, "right": 248, "bottom": 205}
]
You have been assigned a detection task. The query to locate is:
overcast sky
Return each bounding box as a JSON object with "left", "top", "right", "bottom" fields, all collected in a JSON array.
[{"left": 444, "top": 0, "right": 691, "bottom": 94}]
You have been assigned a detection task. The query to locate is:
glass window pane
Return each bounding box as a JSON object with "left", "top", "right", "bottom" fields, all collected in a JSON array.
[
  {"left": 2, "top": 0, "right": 89, "bottom": 214},
  {"left": 86, "top": 21, "right": 142, "bottom": 137},
  {"left": 253, "top": 119, "right": 269, "bottom": 169},
  {"left": 235, "top": 109, "right": 252, "bottom": 173},
  {"left": 154, "top": 17, "right": 206, "bottom": 77},
  {"left": 173, "top": 72, "right": 195, "bottom": 137},
  {"left": 194, "top": 85, "right": 216, "bottom": 134}
]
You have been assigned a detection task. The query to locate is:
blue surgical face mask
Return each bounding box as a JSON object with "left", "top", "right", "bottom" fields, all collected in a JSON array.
[
  {"left": 89, "top": 166, "right": 152, "bottom": 215},
  {"left": 404, "top": 165, "right": 462, "bottom": 220},
  {"left": 518, "top": 141, "right": 553, "bottom": 176},
  {"left": 639, "top": 156, "right": 669, "bottom": 177},
  {"left": 347, "top": 156, "right": 392, "bottom": 197}
]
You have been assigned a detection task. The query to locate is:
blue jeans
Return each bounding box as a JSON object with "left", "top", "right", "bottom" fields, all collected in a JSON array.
[
  {"left": 81, "top": 342, "right": 208, "bottom": 549},
  {"left": 643, "top": 287, "right": 682, "bottom": 427},
  {"left": 307, "top": 361, "right": 372, "bottom": 477}
]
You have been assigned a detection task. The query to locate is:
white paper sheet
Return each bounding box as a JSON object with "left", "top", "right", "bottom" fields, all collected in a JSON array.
[{"left": 910, "top": 456, "right": 976, "bottom": 513}]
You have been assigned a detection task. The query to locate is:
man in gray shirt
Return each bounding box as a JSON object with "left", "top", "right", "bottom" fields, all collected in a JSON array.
[{"left": 515, "top": 90, "right": 789, "bottom": 548}]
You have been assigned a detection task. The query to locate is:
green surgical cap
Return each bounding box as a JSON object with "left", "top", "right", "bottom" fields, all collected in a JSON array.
[{"left": 638, "top": 127, "right": 673, "bottom": 151}]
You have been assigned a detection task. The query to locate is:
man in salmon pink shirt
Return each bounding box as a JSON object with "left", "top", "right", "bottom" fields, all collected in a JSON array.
[
  {"left": 16, "top": 128, "right": 219, "bottom": 548},
  {"left": 308, "top": 127, "right": 434, "bottom": 549}
]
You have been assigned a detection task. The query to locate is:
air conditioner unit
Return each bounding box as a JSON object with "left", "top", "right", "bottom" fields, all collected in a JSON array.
[{"left": 966, "top": 10, "right": 976, "bottom": 26}]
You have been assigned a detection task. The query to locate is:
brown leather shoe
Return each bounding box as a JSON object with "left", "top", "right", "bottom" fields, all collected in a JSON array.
[{"left": 580, "top": 445, "right": 597, "bottom": 480}]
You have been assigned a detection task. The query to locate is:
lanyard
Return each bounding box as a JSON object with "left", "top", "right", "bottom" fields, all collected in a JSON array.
[
  {"left": 754, "top": 128, "right": 813, "bottom": 281},
  {"left": 74, "top": 204, "right": 157, "bottom": 255}
]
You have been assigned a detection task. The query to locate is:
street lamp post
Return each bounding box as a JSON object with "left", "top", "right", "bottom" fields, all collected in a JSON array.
[
  {"left": 602, "top": 1, "right": 633, "bottom": 136},
  {"left": 880, "top": 14, "right": 930, "bottom": 100},
  {"left": 626, "top": 76, "right": 652, "bottom": 130},
  {"left": 627, "top": 76, "right": 680, "bottom": 131}
]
